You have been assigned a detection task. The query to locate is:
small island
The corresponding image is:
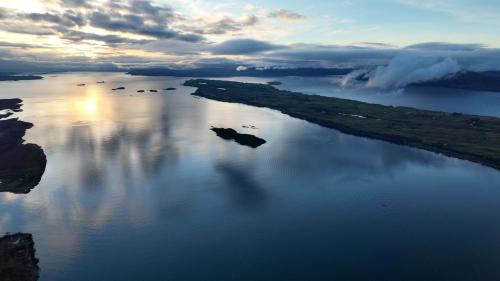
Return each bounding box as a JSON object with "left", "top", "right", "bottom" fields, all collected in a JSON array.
[
  {"left": 150, "top": 90, "right": 158, "bottom": 93},
  {"left": 112, "top": 87, "right": 126, "bottom": 91},
  {"left": 164, "top": 88, "right": 177, "bottom": 91},
  {"left": 137, "top": 90, "right": 145, "bottom": 93},
  {"left": 185, "top": 79, "right": 500, "bottom": 170},
  {"left": 0, "top": 233, "right": 40, "bottom": 281},
  {"left": 211, "top": 127, "right": 266, "bottom": 148}
]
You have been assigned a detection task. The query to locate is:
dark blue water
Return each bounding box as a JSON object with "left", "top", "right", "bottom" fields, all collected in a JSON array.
[
  {"left": 1, "top": 73, "right": 500, "bottom": 280},
  {"left": 228, "top": 76, "right": 500, "bottom": 117}
]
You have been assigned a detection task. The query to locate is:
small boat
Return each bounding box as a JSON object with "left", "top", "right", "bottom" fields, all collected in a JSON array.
[{"left": 112, "top": 87, "right": 126, "bottom": 91}]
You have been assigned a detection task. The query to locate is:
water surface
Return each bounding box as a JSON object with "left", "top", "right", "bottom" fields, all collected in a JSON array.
[
  {"left": 225, "top": 76, "right": 500, "bottom": 117},
  {"left": 1, "top": 73, "right": 500, "bottom": 281}
]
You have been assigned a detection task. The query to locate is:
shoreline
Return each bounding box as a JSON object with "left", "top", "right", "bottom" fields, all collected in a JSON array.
[
  {"left": 185, "top": 79, "right": 500, "bottom": 171},
  {"left": 0, "top": 99, "right": 47, "bottom": 193}
]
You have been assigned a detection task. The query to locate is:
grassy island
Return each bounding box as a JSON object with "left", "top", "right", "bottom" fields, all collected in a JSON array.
[{"left": 185, "top": 79, "right": 500, "bottom": 170}]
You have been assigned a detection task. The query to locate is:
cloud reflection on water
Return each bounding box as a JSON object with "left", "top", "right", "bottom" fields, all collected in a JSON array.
[{"left": 0, "top": 73, "right": 498, "bottom": 279}]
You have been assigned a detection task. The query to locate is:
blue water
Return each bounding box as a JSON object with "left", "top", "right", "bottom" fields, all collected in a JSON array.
[
  {"left": 225, "top": 76, "right": 500, "bottom": 117},
  {"left": 1, "top": 73, "right": 500, "bottom": 281}
]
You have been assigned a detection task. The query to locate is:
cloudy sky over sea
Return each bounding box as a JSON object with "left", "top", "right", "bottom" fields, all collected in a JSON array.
[{"left": 1, "top": 0, "right": 500, "bottom": 72}]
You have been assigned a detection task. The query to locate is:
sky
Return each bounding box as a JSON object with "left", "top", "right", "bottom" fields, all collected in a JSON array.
[{"left": 0, "top": 0, "right": 499, "bottom": 74}]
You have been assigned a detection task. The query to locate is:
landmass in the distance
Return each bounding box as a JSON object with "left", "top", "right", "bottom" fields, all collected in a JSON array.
[{"left": 185, "top": 79, "right": 500, "bottom": 170}]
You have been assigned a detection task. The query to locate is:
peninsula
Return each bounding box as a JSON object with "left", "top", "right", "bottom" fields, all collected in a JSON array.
[
  {"left": 0, "top": 99, "right": 47, "bottom": 193},
  {"left": 0, "top": 74, "right": 43, "bottom": 81},
  {"left": 185, "top": 79, "right": 500, "bottom": 170}
]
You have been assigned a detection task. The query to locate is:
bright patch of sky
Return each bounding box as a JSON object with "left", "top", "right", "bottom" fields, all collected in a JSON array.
[
  {"left": 0, "top": 0, "right": 498, "bottom": 70},
  {"left": 167, "top": 0, "right": 500, "bottom": 46}
]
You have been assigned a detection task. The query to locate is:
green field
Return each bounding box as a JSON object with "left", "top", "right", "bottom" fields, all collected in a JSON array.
[{"left": 185, "top": 79, "right": 500, "bottom": 170}]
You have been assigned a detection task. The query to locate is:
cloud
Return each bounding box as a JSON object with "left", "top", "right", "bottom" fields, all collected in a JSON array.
[
  {"left": 0, "top": 0, "right": 273, "bottom": 64},
  {"left": 0, "top": 8, "right": 7, "bottom": 19},
  {"left": 62, "top": 30, "right": 152, "bottom": 45},
  {"left": 0, "top": 41, "right": 37, "bottom": 48},
  {"left": 366, "top": 54, "right": 461, "bottom": 89},
  {"left": 269, "top": 9, "right": 305, "bottom": 21},
  {"left": 211, "top": 39, "right": 286, "bottom": 55},
  {"left": 1, "top": 0, "right": 204, "bottom": 42},
  {"left": 0, "top": 0, "right": 499, "bottom": 82},
  {"left": 405, "top": 42, "right": 485, "bottom": 51},
  {"left": 88, "top": 10, "right": 201, "bottom": 42},
  {"left": 192, "top": 57, "right": 245, "bottom": 68},
  {"left": 142, "top": 39, "right": 205, "bottom": 55},
  {"left": 186, "top": 13, "right": 259, "bottom": 35},
  {"left": 339, "top": 42, "right": 500, "bottom": 89},
  {"left": 59, "top": 0, "right": 92, "bottom": 8},
  {"left": 22, "top": 10, "right": 86, "bottom": 27},
  {"left": 269, "top": 44, "right": 397, "bottom": 67},
  {"left": 0, "top": 23, "right": 56, "bottom": 35}
]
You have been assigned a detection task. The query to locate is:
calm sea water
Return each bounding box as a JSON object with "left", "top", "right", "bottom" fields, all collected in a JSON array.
[{"left": 2, "top": 73, "right": 500, "bottom": 281}]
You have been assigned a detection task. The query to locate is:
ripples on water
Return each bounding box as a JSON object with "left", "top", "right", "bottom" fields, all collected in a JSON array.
[{"left": 1, "top": 73, "right": 500, "bottom": 280}]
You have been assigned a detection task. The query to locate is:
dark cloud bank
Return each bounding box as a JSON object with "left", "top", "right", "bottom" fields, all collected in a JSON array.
[{"left": 137, "top": 40, "right": 500, "bottom": 89}]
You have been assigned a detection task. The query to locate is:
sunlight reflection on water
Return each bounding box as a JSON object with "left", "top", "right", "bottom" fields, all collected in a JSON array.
[{"left": 1, "top": 73, "right": 500, "bottom": 281}]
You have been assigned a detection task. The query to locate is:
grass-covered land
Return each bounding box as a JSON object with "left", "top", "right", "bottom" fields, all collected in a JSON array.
[{"left": 185, "top": 79, "right": 500, "bottom": 170}]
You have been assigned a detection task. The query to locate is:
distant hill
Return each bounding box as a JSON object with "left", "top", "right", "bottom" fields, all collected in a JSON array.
[
  {"left": 0, "top": 59, "right": 121, "bottom": 74},
  {"left": 417, "top": 71, "right": 500, "bottom": 92},
  {"left": 0, "top": 73, "right": 43, "bottom": 81},
  {"left": 127, "top": 67, "right": 355, "bottom": 77}
]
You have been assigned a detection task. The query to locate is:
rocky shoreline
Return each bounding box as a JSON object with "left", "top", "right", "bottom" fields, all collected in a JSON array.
[
  {"left": 0, "top": 99, "right": 47, "bottom": 193},
  {"left": 0, "top": 233, "right": 39, "bottom": 281}
]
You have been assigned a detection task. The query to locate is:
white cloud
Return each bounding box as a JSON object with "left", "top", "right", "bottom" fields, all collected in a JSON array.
[{"left": 366, "top": 55, "right": 461, "bottom": 89}]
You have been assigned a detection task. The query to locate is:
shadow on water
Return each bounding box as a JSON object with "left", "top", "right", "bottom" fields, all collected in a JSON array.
[
  {"left": 215, "top": 162, "right": 267, "bottom": 209},
  {"left": 0, "top": 99, "right": 47, "bottom": 193},
  {"left": 0, "top": 233, "right": 40, "bottom": 281}
]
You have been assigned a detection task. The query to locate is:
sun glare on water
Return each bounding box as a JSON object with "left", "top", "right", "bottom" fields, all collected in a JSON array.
[{"left": 72, "top": 90, "right": 107, "bottom": 122}]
